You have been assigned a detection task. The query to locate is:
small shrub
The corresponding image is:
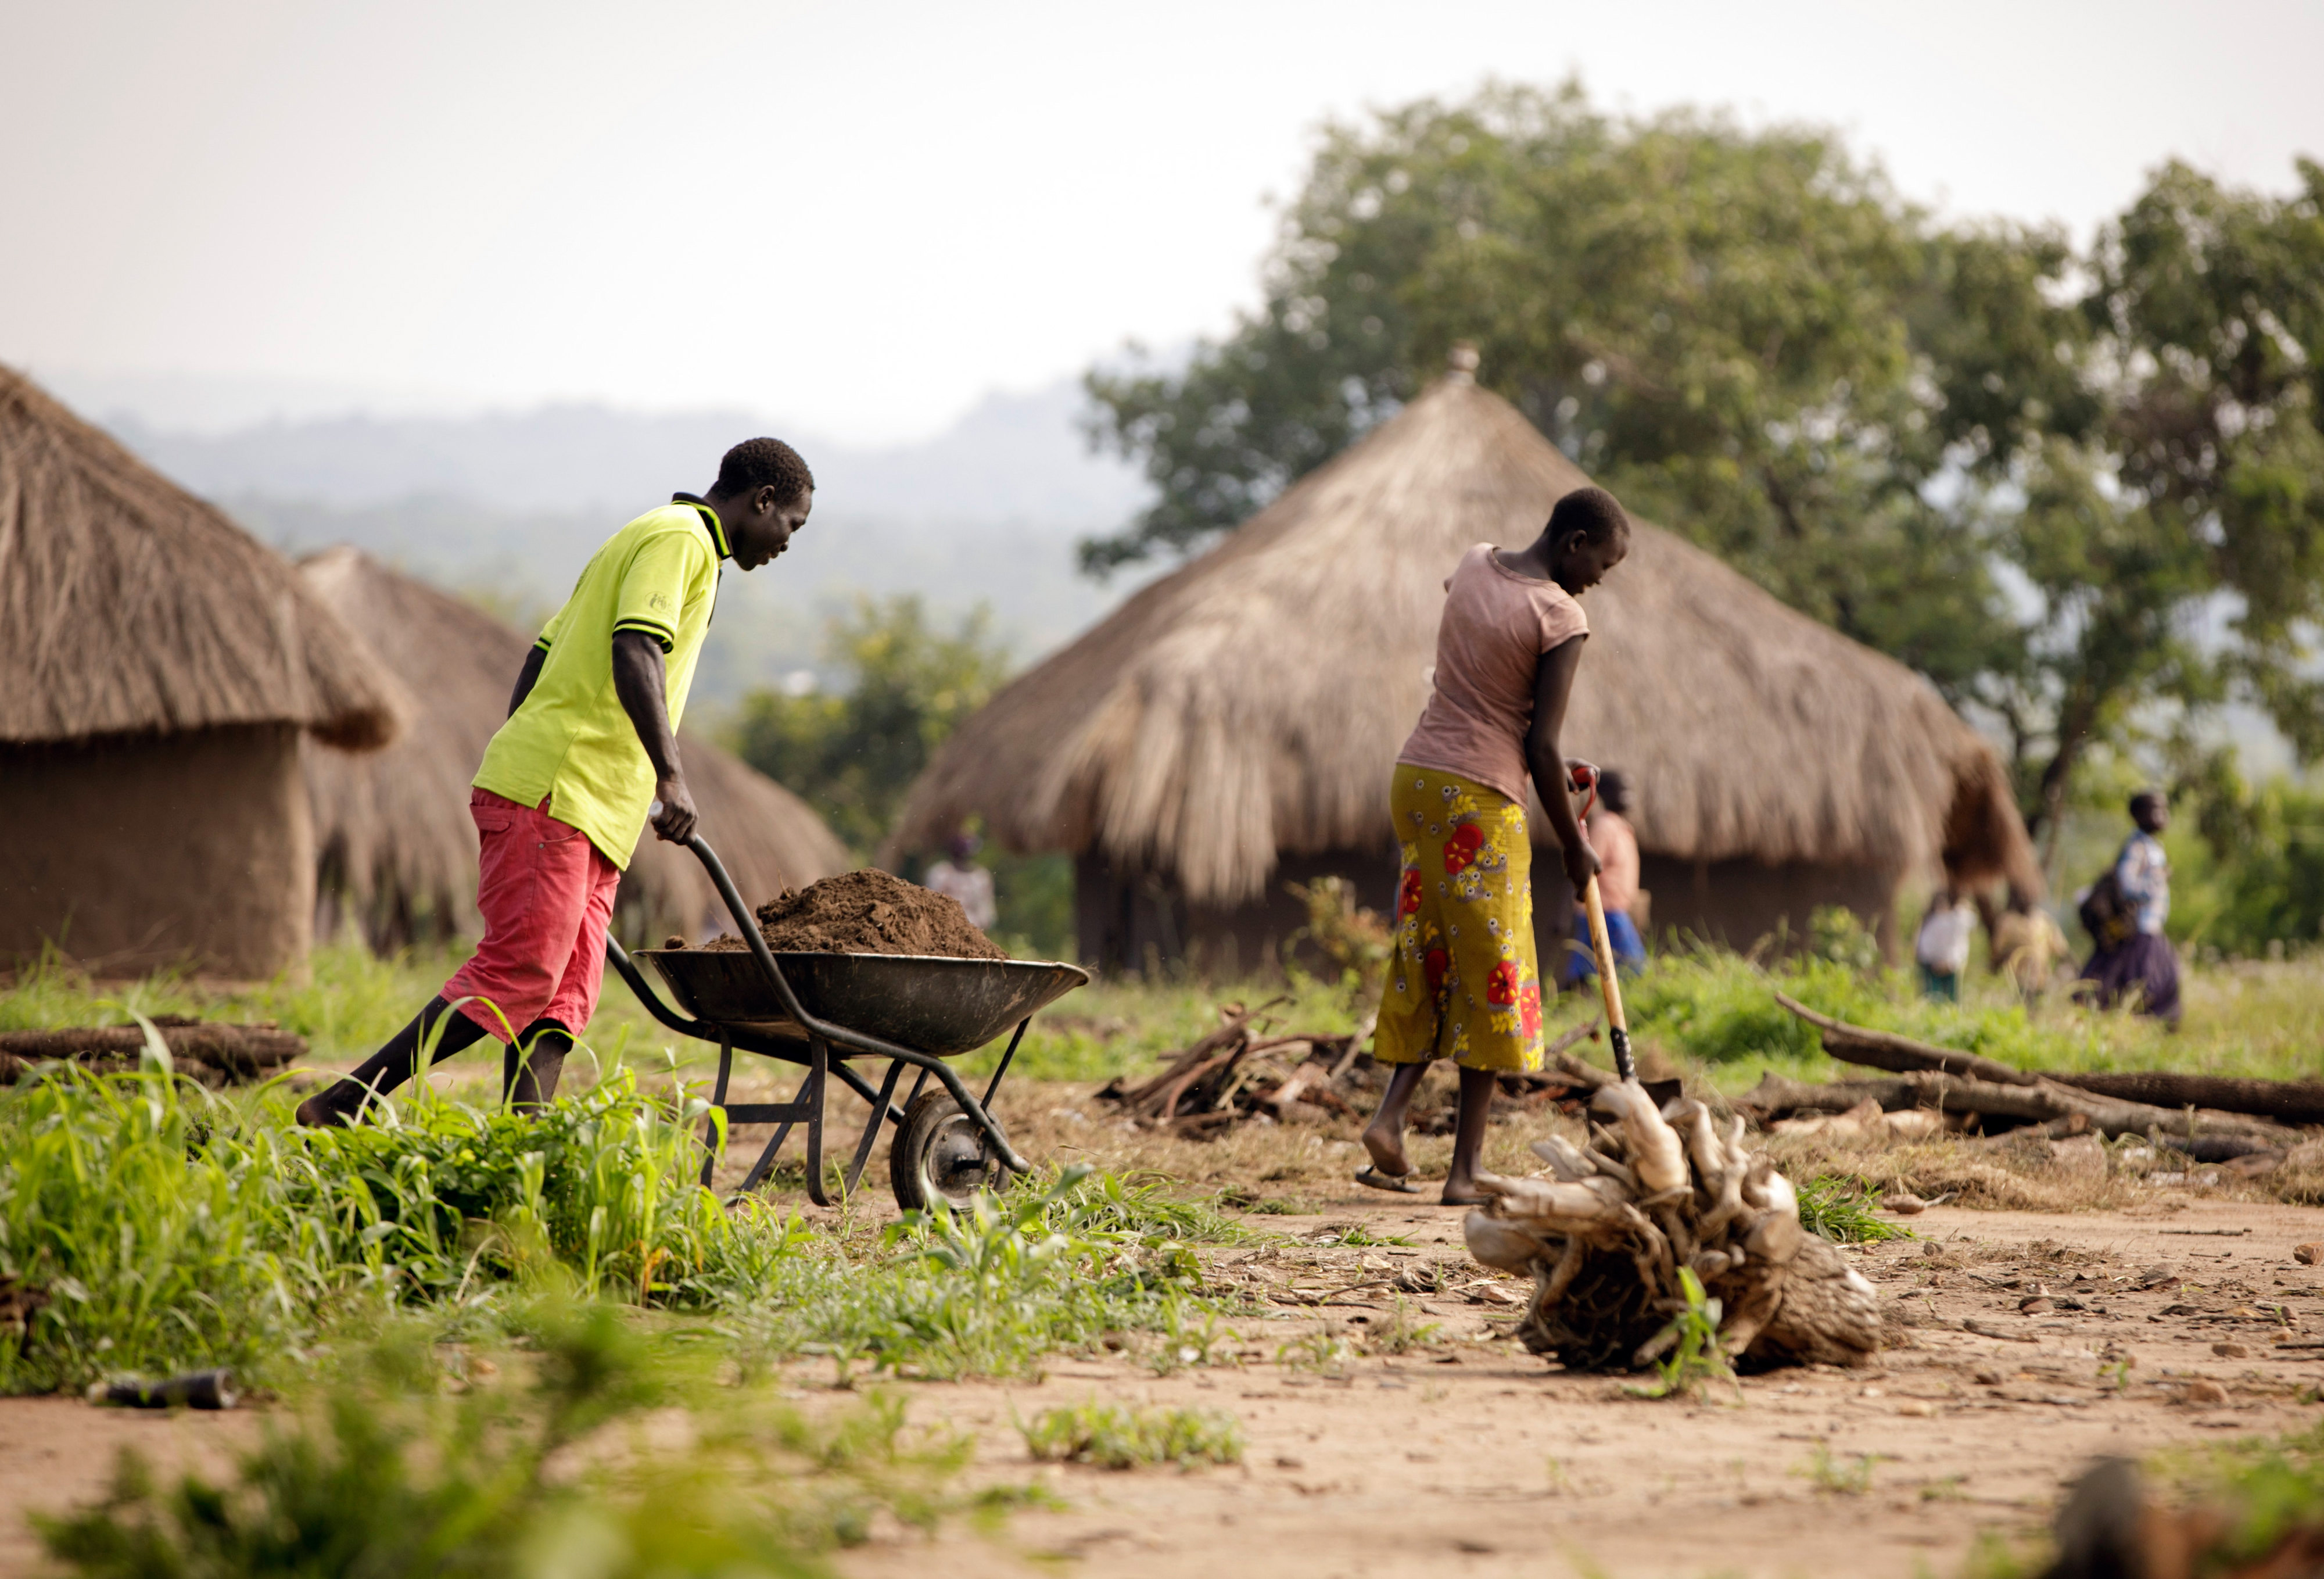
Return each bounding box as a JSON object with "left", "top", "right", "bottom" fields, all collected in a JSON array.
[{"left": 1021, "top": 1402, "right": 1243, "bottom": 1469}]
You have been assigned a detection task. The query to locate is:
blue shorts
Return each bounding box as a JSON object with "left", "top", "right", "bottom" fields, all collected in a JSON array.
[{"left": 1566, "top": 907, "right": 1646, "bottom": 984}]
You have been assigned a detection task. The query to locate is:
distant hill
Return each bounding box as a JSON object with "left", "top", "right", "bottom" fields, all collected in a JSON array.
[{"left": 95, "top": 380, "right": 1157, "bottom": 702}]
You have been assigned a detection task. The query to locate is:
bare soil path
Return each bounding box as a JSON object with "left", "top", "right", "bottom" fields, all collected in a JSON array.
[
  {"left": 8, "top": 1172, "right": 2322, "bottom": 1575},
  {"left": 836, "top": 1192, "right": 2324, "bottom": 1579}
]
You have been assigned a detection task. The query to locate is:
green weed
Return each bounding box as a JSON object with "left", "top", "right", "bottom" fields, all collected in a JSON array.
[
  {"left": 1307, "top": 1222, "right": 1412, "bottom": 1248},
  {"left": 1274, "top": 1329, "right": 1356, "bottom": 1377},
  {"left": 1795, "top": 1175, "right": 1916, "bottom": 1244},
  {"left": 1626, "top": 1268, "right": 1739, "bottom": 1402},
  {"left": 1020, "top": 1402, "right": 1244, "bottom": 1470},
  {"left": 1798, "top": 1442, "right": 1877, "bottom": 1496},
  {"left": 1362, "top": 1297, "right": 1441, "bottom": 1356}
]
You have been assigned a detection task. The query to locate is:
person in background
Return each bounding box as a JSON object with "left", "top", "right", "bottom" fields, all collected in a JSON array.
[
  {"left": 1914, "top": 885, "right": 1976, "bottom": 1001},
  {"left": 2078, "top": 790, "right": 2183, "bottom": 1026},
  {"left": 923, "top": 832, "right": 999, "bottom": 933},
  {"left": 1568, "top": 768, "right": 1646, "bottom": 983},
  {"left": 297, "top": 439, "right": 816, "bottom": 1126},
  {"left": 1992, "top": 897, "right": 2071, "bottom": 1003}
]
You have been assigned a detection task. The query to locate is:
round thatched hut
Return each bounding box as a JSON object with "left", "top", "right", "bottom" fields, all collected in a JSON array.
[
  {"left": 0, "top": 366, "right": 404, "bottom": 979},
  {"left": 892, "top": 356, "right": 2039, "bottom": 975},
  {"left": 298, "top": 547, "right": 851, "bottom": 948}
]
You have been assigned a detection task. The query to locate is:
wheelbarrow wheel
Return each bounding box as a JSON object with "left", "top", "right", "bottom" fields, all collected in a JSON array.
[{"left": 890, "top": 1089, "right": 1004, "bottom": 1211}]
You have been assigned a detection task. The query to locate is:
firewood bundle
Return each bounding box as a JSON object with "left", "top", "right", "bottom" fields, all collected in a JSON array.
[
  {"left": 1095, "top": 1001, "right": 1364, "bottom": 1138},
  {"left": 0, "top": 1017, "right": 306, "bottom": 1088},
  {"left": 1463, "top": 1078, "right": 1882, "bottom": 1372}
]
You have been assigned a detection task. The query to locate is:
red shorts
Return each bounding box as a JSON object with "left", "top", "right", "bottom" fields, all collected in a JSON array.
[{"left": 440, "top": 789, "right": 623, "bottom": 1041}]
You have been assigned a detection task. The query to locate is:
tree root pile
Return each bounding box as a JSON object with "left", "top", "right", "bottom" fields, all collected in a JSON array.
[
  {"left": 0, "top": 1018, "right": 305, "bottom": 1087},
  {"left": 1464, "top": 1077, "right": 1882, "bottom": 1372},
  {"left": 1095, "top": 1000, "right": 1369, "bottom": 1138}
]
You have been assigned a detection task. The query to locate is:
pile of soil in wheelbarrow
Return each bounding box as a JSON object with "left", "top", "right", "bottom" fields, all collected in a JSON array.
[{"left": 692, "top": 869, "right": 1009, "bottom": 960}]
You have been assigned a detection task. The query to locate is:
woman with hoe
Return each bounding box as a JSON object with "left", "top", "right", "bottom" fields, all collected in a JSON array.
[{"left": 1357, "top": 488, "right": 1630, "bottom": 1205}]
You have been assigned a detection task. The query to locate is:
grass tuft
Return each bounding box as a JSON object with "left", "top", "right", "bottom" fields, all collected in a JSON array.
[
  {"left": 1795, "top": 1175, "right": 1916, "bottom": 1244},
  {"left": 1020, "top": 1402, "right": 1244, "bottom": 1470}
]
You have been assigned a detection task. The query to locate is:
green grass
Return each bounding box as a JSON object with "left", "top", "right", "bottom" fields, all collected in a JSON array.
[
  {"left": 0, "top": 1062, "right": 1247, "bottom": 1394},
  {"left": 0, "top": 1065, "right": 794, "bottom": 1392},
  {"left": 1020, "top": 1402, "right": 1244, "bottom": 1470},
  {"left": 1610, "top": 939, "right": 2324, "bottom": 1094}
]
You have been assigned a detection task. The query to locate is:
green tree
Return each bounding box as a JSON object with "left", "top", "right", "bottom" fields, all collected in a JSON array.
[
  {"left": 1084, "top": 80, "right": 2028, "bottom": 696},
  {"left": 729, "top": 596, "right": 1012, "bottom": 858},
  {"left": 1084, "top": 82, "right": 2324, "bottom": 848},
  {"left": 1970, "top": 159, "right": 2324, "bottom": 839}
]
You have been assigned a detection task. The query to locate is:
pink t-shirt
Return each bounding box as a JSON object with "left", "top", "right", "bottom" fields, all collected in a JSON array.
[{"left": 1397, "top": 543, "right": 1590, "bottom": 805}]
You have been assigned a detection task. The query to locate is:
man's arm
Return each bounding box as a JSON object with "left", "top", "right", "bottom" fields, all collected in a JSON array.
[
  {"left": 507, "top": 646, "right": 548, "bottom": 718},
  {"left": 1524, "top": 635, "right": 1599, "bottom": 896},
  {"left": 610, "top": 630, "right": 697, "bottom": 842}
]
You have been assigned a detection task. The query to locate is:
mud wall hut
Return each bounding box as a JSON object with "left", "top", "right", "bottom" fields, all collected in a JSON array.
[
  {"left": 891, "top": 355, "right": 2039, "bottom": 976},
  {"left": 298, "top": 547, "right": 851, "bottom": 948},
  {"left": 0, "top": 367, "right": 403, "bottom": 979}
]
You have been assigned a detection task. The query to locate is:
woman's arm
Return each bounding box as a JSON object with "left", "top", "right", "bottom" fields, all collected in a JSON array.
[{"left": 1525, "top": 635, "right": 1599, "bottom": 894}]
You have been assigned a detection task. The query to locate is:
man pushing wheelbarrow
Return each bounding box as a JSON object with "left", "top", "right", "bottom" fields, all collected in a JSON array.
[{"left": 299, "top": 439, "right": 817, "bottom": 1127}]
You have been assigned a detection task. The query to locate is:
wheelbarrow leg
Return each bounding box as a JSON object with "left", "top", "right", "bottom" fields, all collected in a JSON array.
[
  {"left": 700, "top": 1032, "right": 734, "bottom": 1189},
  {"left": 839, "top": 1057, "right": 907, "bottom": 1197},
  {"left": 801, "top": 1038, "right": 831, "bottom": 1207}
]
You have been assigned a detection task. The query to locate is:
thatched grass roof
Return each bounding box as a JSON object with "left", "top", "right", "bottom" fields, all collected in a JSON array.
[
  {"left": 299, "top": 548, "right": 851, "bottom": 946},
  {"left": 0, "top": 364, "right": 401, "bottom": 749},
  {"left": 894, "top": 363, "right": 2039, "bottom": 906}
]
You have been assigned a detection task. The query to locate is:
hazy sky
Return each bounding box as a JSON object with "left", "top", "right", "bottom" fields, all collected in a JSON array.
[{"left": 8, "top": 1, "right": 2320, "bottom": 443}]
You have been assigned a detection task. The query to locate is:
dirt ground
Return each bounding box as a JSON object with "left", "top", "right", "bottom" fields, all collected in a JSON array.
[{"left": 13, "top": 1064, "right": 2324, "bottom": 1578}]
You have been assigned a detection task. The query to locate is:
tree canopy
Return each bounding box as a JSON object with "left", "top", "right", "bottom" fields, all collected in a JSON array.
[{"left": 1084, "top": 82, "right": 2324, "bottom": 851}]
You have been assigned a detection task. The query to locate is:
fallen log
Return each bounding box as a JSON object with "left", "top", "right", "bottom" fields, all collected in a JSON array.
[
  {"left": 0, "top": 1021, "right": 305, "bottom": 1081},
  {"left": 1770, "top": 991, "right": 2035, "bottom": 1086},
  {"left": 2047, "top": 1070, "right": 2324, "bottom": 1127},
  {"left": 1772, "top": 990, "right": 2324, "bottom": 1129}
]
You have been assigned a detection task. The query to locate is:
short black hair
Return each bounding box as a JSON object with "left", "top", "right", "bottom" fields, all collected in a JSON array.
[
  {"left": 1548, "top": 486, "right": 1629, "bottom": 545},
  {"left": 1598, "top": 768, "right": 1631, "bottom": 815},
  {"left": 2130, "top": 789, "right": 2167, "bottom": 821},
  {"left": 715, "top": 437, "right": 814, "bottom": 504}
]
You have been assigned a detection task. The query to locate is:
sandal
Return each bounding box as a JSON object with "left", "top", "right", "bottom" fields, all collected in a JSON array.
[{"left": 1354, "top": 1165, "right": 1422, "bottom": 1195}]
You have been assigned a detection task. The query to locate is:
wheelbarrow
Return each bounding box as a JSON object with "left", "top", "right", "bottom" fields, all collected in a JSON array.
[{"left": 603, "top": 834, "right": 1089, "bottom": 1210}]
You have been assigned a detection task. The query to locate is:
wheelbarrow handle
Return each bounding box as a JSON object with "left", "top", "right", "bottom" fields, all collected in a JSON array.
[{"left": 675, "top": 832, "right": 1032, "bottom": 1176}]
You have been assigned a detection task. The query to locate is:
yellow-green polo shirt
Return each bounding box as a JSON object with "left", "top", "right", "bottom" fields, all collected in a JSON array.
[{"left": 472, "top": 495, "right": 729, "bottom": 868}]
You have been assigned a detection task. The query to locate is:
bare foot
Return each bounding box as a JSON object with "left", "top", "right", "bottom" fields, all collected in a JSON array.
[
  {"left": 1361, "top": 1119, "right": 1412, "bottom": 1180},
  {"left": 1440, "top": 1175, "right": 1488, "bottom": 1207}
]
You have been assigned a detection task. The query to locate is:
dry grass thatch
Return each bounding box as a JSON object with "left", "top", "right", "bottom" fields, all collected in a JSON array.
[
  {"left": 0, "top": 364, "right": 403, "bottom": 750},
  {"left": 892, "top": 361, "right": 2038, "bottom": 906},
  {"left": 298, "top": 547, "right": 851, "bottom": 947}
]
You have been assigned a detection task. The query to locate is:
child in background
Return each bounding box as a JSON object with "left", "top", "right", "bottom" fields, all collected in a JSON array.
[
  {"left": 1914, "top": 886, "right": 1976, "bottom": 1001},
  {"left": 924, "top": 832, "right": 999, "bottom": 933},
  {"left": 1568, "top": 768, "right": 1645, "bottom": 984},
  {"left": 1357, "top": 487, "right": 1630, "bottom": 1205}
]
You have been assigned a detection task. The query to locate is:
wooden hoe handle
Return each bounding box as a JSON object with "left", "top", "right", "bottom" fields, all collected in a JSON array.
[{"left": 1581, "top": 876, "right": 1634, "bottom": 1082}]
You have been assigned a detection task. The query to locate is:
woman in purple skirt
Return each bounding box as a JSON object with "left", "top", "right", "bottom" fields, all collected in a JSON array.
[{"left": 2078, "top": 790, "right": 2182, "bottom": 1027}]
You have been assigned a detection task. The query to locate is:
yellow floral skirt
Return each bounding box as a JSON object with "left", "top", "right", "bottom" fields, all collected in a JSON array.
[{"left": 1373, "top": 765, "right": 1547, "bottom": 1073}]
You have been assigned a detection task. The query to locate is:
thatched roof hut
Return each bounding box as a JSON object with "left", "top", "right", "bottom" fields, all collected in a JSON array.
[
  {"left": 298, "top": 548, "right": 849, "bottom": 948},
  {"left": 0, "top": 364, "right": 404, "bottom": 978},
  {"left": 894, "top": 356, "right": 2038, "bottom": 973}
]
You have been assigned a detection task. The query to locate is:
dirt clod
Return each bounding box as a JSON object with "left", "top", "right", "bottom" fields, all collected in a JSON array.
[
  {"left": 2179, "top": 1379, "right": 2230, "bottom": 1405},
  {"left": 702, "top": 869, "right": 1007, "bottom": 960},
  {"left": 2295, "top": 1242, "right": 2322, "bottom": 1265}
]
